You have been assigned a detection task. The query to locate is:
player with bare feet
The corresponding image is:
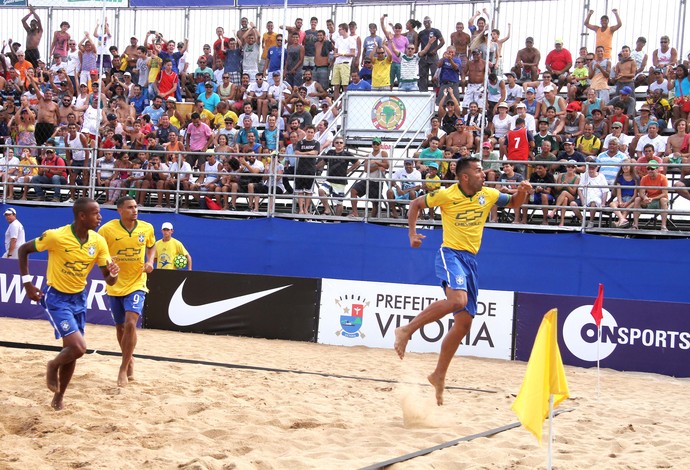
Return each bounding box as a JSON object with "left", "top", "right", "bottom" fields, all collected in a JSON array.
[
  {"left": 394, "top": 158, "right": 530, "bottom": 405},
  {"left": 18, "top": 198, "right": 119, "bottom": 410},
  {"left": 98, "top": 196, "right": 155, "bottom": 387}
]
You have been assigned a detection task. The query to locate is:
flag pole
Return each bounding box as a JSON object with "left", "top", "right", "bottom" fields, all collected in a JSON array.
[
  {"left": 548, "top": 394, "right": 554, "bottom": 470},
  {"left": 596, "top": 327, "right": 601, "bottom": 399}
]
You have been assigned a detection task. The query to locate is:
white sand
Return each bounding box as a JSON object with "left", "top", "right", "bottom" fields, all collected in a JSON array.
[{"left": 1, "top": 317, "right": 689, "bottom": 469}]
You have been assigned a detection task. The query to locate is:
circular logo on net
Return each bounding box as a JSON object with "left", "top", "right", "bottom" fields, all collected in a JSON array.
[
  {"left": 371, "top": 96, "right": 406, "bottom": 130},
  {"left": 562, "top": 305, "right": 618, "bottom": 362}
]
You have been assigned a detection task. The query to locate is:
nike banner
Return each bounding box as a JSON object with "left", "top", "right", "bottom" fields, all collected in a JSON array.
[{"left": 144, "top": 270, "right": 321, "bottom": 342}]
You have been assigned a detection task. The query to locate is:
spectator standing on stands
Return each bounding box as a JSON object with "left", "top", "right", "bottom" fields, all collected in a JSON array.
[
  {"left": 293, "top": 125, "right": 320, "bottom": 215},
  {"left": 21, "top": 5, "right": 43, "bottom": 67},
  {"left": 332, "top": 23, "right": 357, "bottom": 100},
  {"left": 381, "top": 17, "right": 409, "bottom": 88},
  {"left": 436, "top": 46, "right": 462, "bottom": 104},
  {"left": 3, "top": 208, "right": 25, "bottom": 259},
  {"left": 417, "top": 16, "right": 444, "bottom": 92},
  {"left": 584, "top": 9, "right": 622, "bottom": 59}
]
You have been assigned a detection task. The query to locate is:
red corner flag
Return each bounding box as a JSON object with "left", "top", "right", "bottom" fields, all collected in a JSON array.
[{"left": 590, "top": 284, "right": 604, "bottom": 328}]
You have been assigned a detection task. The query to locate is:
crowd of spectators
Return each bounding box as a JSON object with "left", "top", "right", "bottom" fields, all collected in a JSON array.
[{"left": 0, "top": 6, "right": 689, "bottom": 229}]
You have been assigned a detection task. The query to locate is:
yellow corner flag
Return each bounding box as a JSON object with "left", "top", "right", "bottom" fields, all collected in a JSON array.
[{"left": 512, "top": 308, "right": 570, "bottom": 443}]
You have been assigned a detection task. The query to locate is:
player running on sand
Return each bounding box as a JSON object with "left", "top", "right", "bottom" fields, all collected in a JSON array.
[
  {"left": 394, "top": 157, "right": 530, "bottom": 405},
  {"left": 18, "top": 198, "right": 119, "bottom": 410},
  {"left": 98, "top": 196, "right": 156, "bottom": 387}
]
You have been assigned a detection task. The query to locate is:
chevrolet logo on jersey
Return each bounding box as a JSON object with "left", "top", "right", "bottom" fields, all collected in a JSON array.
[
  {"left": 116, "top": 247, "right": 142, "bottom": 257},
  {"left": 64, "top": 261, "right": 91, "bottom": 273},
  {"left": 455, "top": 209, "right": 484, "bottom": 223}
]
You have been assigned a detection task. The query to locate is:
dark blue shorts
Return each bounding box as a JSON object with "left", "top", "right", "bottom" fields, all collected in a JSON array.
[
  {"left": 107, "top": 290, "right": 146, "bottom": 325},
  {"left": 42, "top": 287, "right": 88, "bottom": 339},
  {"left": 434, "top": 247, "right": 479, "bottom": 317}
]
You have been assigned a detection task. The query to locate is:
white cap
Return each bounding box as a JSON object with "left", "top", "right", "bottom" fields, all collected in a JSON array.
[
  {"left": 4, "top": 208, "right": 16, "bottom": 216},
  {"left": 161, "top": 222, "right": 173, "bottom": 230}
]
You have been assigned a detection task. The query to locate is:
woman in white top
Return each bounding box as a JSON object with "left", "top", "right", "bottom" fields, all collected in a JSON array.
[{"left": 490, "top": 102, "right": 511, "bottom": 145}]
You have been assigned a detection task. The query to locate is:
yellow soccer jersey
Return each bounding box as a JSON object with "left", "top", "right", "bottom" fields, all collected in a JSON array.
[
  {"left": 425, "top": 185, "right": 501, "bottom": 254},
  {"left": 155, "top": 238, "right": 189, "bottom": 270},
  {"left": 34, "top": 224, "right": 111, "bottom": 294},
  {"left": 98, "top": 219, "right": 156, "bottom": 296}
]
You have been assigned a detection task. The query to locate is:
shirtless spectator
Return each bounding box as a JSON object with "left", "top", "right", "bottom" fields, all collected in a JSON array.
[
  {"left": 313, "top": 30, "right": 332, "bottom": 92},
  {"left": 28, "top": 75, "right": 59, "bottom": 146},
  {"left": 450, "top": 22, "right": 471, "bottom": 68},
  {"left": 441, "top": 119, "right": 474, "bottom": 154},
  {"left": 21, "top": 5, "right": 43, "bottom": 68},
  {"left": 613, "top": 45, "right": 637, "bottom": 96},
  {"left": 512, "top": 37, "right": 540, "bottom": 83},
  {"left": 584, "top": 9, "right": 622, "bottom": 59},
  {"left": 462, "top": 49, "right": 486, "bottom": 110},
  {"left": 545, "top": 38, "right": 572, "bottom": 93}
]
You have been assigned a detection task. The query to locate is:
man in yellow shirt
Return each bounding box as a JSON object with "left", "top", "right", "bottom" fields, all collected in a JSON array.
[
  {"left": 98, "top": 196, "right": 156, "bottom": 387},
  {"left": 18, "top": 198, "right": 119, "bottom": 410},
  {"left": 394, "top": 158, "right": 531, "bottom": 405},
  {"left": 370, "top": 44, "right": 393, "bottom": 91},
  {"left": 154, "top": 222, "right": 192, "bottom": 271}
]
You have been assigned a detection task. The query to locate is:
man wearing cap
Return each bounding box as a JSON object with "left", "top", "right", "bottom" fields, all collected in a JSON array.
[
  {"left": 595, "top": 138, "right": 627, "bottom": 183},
  {"left": 461, "top": 49, "right": 486, "bottom": 110},
  {"left": 386, "top": 159, "right": 422, "bottom": 218},
  {"left": 534, "top": 117, "right": 559, "bottom": 155},
  {"left": 155, "top": 223, "right": 191, "bottom": 271},
  {"left": 602, "top": 120, "right": 629, "bottom": 152},
  {"left": 30, "top": 148, "right": 67, "bottom": 201},
  {"left": 504, "top": 72, "right": 523, "bottom": 108},
  {"left": 472, "top": 141, "right": 501, "bottom": 184},
  {"left": 98, "top": 196, "right": 155, "bottom": 387},
  {"left": 417, "top": 16, "right": 444, "bottom": 92},
  {"left": 545, "top": 38, "right": 572, "bottom": 93},
  {"left": 512, "top": 37, "right": 541, "bottom": 82},
  {"left": 3, "top": 208, "right": 25, "bottom": 259},
  {"left": 607, "top": 85, "right": 636, "bottom": 118},
  {"left": 510, "top": 102, "right": 536, "bottom": 133},
  {"left": 557, "top": 138, "right": 587, "bottom": 172},
  {"left": 632, "top": 160, "right": 669, "bottom": 231},
  {"left": 613, "top": 45, "right": 636, "bottom": 96}
]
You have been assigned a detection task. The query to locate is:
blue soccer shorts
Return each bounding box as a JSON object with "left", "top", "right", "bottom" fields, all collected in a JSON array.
[
  {"left": 107, "top": 290, "right": 146, "bottom": 325},
  {"left": 434, "top": 247, "right": 479, "bottom": 317},
  {"left": 42, "top": 287, "right": 88, "bottom": 339}
]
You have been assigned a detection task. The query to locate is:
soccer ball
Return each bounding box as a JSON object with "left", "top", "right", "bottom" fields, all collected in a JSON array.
[{"left": 173, "top": 254, "right": 188, "bottom": 269}]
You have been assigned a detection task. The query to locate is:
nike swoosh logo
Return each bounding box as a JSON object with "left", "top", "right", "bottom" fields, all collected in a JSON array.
[
  {"left": 115, "top": 237, "right": 125, "bottom": 241},
  {"left": 168, "top": 279, "right": 292, "bottom": 326}
]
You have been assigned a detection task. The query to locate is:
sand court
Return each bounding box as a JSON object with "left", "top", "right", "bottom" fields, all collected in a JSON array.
[{"left": 1, "top": 317, "right": 689, "bottom": 469}]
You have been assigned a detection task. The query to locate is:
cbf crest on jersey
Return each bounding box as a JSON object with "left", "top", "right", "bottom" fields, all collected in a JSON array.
[
  {"left": 88, "top": 244, "right": 96, "bottom": 256},
  {"left": 138, "top": 233, "right": 145, "bottom": 244},
  {"left": 478, "top": 194, "right": 486, "bottom": 206},
  {"left": 334, "top": 294, "right": 367, "bottom": 339}
]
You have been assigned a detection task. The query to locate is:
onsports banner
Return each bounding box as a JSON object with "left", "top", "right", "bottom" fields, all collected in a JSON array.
[
  {"left": 0, "top": 258, "right": 114, "bottom": 326},
  {"left": 318, "top": 278, "right": 515, "bottom": 360},
  {"left": 342, "top": 91, "right": 435, "bottom": 143},
  {"left": 516, "top": 293, "right": 690, "bottom": 377},
  {"left": 0, "top": 0, "right": 28, "bottom": 6}
]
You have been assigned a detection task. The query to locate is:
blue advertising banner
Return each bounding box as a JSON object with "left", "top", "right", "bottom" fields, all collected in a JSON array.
[
  {"left": 0, "top": 258, "right": 117, "bottom": 327},
  {"left": 516, "top": 293, "right": 690, "bottom": 377},
  {"left": 1, "top": 0, "right": 28, "bottom": 6}
]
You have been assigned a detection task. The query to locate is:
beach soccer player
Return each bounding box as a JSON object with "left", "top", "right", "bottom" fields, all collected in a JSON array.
[
  {"left": 18, "top": 198, "right": 119, "bottom": 410},
  {"left": 98, "top": 196, "right": 156, "bottom": 387},
  {"left": 394, "top": 157, "right": 531, "bottom": 405}
]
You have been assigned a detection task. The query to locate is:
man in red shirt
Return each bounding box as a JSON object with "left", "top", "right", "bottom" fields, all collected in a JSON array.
[
  {"left": 29, "top": 148, "right": 67, "bottom": 201},
  {"left": 545, "top": 39, "right": 572, "bottom": 93},
  {"left": 632, "top": 160, "right": 669, "bottom": 231},
  {"left": 213, "top": 27, "right": 231, "bottom": 63},
  {"left": 505, "top": 117, "right": 534, "bottom": 175}
]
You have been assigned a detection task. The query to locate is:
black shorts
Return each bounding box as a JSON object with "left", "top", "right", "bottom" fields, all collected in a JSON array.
[
  {"left": 295, "top": 175, "right": 316, "bottom": 192},
  {"left": 254, "top": 184, "right": 283, "bottom": 195},
  {"left": 352, "top": 179, "right": 381, "bottom": 198}
]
